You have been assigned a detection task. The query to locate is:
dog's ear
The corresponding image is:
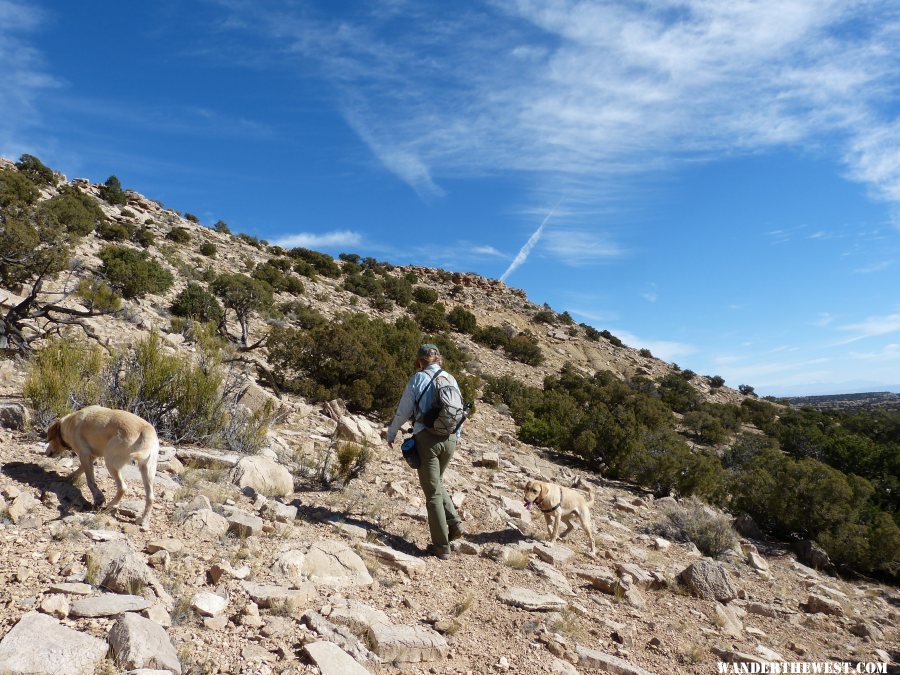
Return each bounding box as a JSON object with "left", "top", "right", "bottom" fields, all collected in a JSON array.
[{"left": 46, "top": 420, "right": 62, "bottom": 455}]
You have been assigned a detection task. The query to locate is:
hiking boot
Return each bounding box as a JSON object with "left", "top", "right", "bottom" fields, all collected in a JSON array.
[
  {"left": 425, "top": 544, "right": 451, "bottom": 561},
  {"left": 448, "top": 523, "right": 464, "bottom": 542}
]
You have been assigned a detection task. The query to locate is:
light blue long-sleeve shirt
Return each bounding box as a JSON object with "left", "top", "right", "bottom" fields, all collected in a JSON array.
[{"left": 386, "top": 363, "right": 463, "bottom": 443}]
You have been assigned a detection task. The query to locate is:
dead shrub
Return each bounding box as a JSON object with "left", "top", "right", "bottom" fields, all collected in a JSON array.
[{"left": 652, "top": 496, "right": 738, "bottom": 558}]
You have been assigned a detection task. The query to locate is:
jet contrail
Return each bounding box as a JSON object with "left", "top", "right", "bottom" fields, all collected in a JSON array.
[{"left": 500, "top": 201, "right": 561, "bottom": 283}]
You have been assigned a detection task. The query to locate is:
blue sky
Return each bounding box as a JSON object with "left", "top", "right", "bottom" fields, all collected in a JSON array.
[{"left": 2, "top": 0, "right": 900, "bottom": 396}]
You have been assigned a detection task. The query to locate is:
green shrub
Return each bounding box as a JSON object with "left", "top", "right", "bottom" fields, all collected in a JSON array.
[
  {"left": 559, "top": 311, "right": 574, "bottom": 325},
  {"left": 268, "top": 314, "right": 476, "bottom": 417},
  {"left": 236, "top": 233, "right": 264, "bottom": 249},
  {"left": 288, "top": 247, "right": 341, "bottom": 277},
  {"left": 199, "top": 241, "right": 216, "bottom": 257},
  {"left": 639, "top": 348, "right": 653, "bottom": 358},
  {"left": 680, "top": 369, "right": 696, "bottom": 381},
  {"left": 413, "top": 286, "right": 439, "bottom": 304},
  {"left": 76, "top": 279, "right": 122, "bottom": 313},
  {"left": 185, "top": 213, "right": 199, "bottom": 223},
  {"left": 96, "top": 220, "right": 133, "bottom": 241},
  {"left": 600, "top": 330, "right": 623, "bottom": 347},
  {"left": 581, "top": 324, "right": 601, "bottom": 341},
  {"left": 36, "top": 189, "right": 105, "bottom": 236},
  {"left": 708, "top": 375, "right": 725, "bottom": 388},
  {"left": 15, "top": 154, "right": 55, "bottom": 186},
  {"left": 131, "top": 227, "right": 155, "bottom": 248},
  {"left": 533, "top": 309, "right": 556, "bottom": 324},
  {"left": 120, "top": 208, "right": 135, "bottom": 218},
  {"left": 98, "top": 175, "right": 127, "bottom": 205},
  {"left": 0, "top": 168, "right": 39, "bottom": 208},
  {"left": 333, "top": 442, "right": 373, "bottom": 484},
  {"left": 213, "top": 220, "right": 231, "bottom": 234},
  {"left": 278, "top": 302, "right": 326, "bottom": 330},
  {"left": 504, "top": 334, "right": 544, "bottom": 365},
  {"left": 473, "top": 325, "right": 510, "bottom": 349},
  {"left": 167, "top": 227, "right": 191, "bottom": 244},
  {"left": 682, "top": 410, "right": 728, "bottom": 445},
  {"left": 383, "top": 276, "right": 413, "bottom": 306},
  {"left": 252, "top": 262, "right": 303, "bottom": 294},
  {"left": 23, "top": 338, "right": 105, "bottom": 427},
  {"left": 339, "top": 252, "right": 361, "bottom": 264},
  {"left": 410, "top": 301, "right": 449, "bottom": 332},
  {"left": 99, "top": 246, "right": 174, "bottom": 298},
  {"left": 448, "top": 306, "right": 477, "bottom": 334},
  {"left": 657, "top": 373, "right": 701, "bottom": 413},
  {"left": 171, "top": 283, "right": 224, "bottom": 324},
  {"left": 738, "top": 384, "right": 756, "bottom": 396},
  {"left": 653, "top": 497, "right": 738, "bottom": 558}
]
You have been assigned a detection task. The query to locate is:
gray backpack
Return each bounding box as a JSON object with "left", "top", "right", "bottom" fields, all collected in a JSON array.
[{"left": 416, "top": 368, "right": 468, "bottom": 436}]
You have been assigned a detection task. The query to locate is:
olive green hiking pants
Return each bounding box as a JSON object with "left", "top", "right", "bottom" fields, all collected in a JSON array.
[{"left": 415, "top": 430, "right": 460, "bottom": 553}]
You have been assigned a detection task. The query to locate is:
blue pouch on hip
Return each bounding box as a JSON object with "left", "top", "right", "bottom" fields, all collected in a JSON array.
[{"left": 401, "top": 436, "right": 420, "bottom": 469}]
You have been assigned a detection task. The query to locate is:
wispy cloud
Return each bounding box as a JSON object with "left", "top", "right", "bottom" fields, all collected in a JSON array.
[
  {"left": 835, "top": 312, "right": 900, "bottom": 344},
  {"left": 849, "top": 343, "right": 900, "bottom": 360},
  {"left": 472, "top": 245, "right": 506, "bottom": 257},
  {"left": 0, "top": 1, "right": 59, "bottom": 156},
  {"left": 853, "top": 260, "right": 893, "bottom": 274},
  {"left": 814, "top": 312, "right": 836, "bottom": 327},
  {"left": 614, "top": 330, "right": 697, "bottom": 362},
  {"left": 274, "top": 229, "right": 362, "bottom": 249},
  {"left": 542, "top": 229, "right": 625, "bottom": 266},
  {"left": 216, "top": 1, "right": 900, "bottom": 213}
]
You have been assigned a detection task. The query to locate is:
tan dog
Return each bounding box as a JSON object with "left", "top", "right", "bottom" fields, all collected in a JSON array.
[
  {"left": 523, "top": 479, "right": 595, "bottom": 554},
  {"left": 47, "top": 405, "right": 159, "bottom": 529}
]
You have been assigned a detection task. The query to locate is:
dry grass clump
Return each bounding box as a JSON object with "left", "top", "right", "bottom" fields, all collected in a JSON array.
[{"left": 652, "top": 496, "right": 738, "bottom": 558}]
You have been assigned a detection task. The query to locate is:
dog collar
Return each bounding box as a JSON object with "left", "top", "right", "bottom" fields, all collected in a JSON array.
[{"left": 540, "top": 501, "right": 561, "bottom": 513}]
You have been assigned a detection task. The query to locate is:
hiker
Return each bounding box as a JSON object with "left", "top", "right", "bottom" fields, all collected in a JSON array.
[{"left": 386, "top": 343, "right": 465, "bottom": 560}]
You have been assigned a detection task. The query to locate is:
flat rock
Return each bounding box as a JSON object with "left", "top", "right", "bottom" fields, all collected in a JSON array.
[
  {"left": 108, "top": 612, "right": 182, "bottom": 674},
  {"left": 474, "top": 452, "right": 500, "bottom": 468},
  {"left": 88, "top": 540, "right": 156, "bottom": 596},
  {"left": 261, "top": 500, "right": 297, "bottom": 522},
  {"left": 229, "top": 455, "right": 293, "bottom": 497},
  {"left": 529, "top": 558, "right": 573, "bottom": 595},
  {"left": 575, "top": 644, "right": 655, "bottom": 675},
  {"left": 48, "top": 582, "right": 94, "bottom": 595},
  {"left": 301, "top": 539, "right": 373, "bottom": 588},
  {"left": 368, "top": 623, "right": 448, "bottom": 663},
  {"left": 304, "top": 641, "right": 370, "bottom": 675},
  {"left": 191, "top": 591, "right": 227, "bottom": 617},
  {"left": 360, "top": 542, "right": 425, "bottom": 575},
  {"left": 327, "top": 600, "right": 392, "bottom": 635},
  {"left": 146, "top": 539, "right": 184, "bottom": 555},
  {"left": 8, "top": 491, "right": 37, "bottom": 523},
  {"left": 175, "top": 448, "right": 240, "bottom": 469},
  {"left": 208, "top": 560, "right": 251, "bottom": 583},
  {"left": 534, "top": 542, "right": 575, "bottom": 567},
  {"left": 574, "top": 566, "right": 620, "bottom": 594},
  {"left": 499, "top": 587, "right": 567, "bottom": 611},
  {"left": 0, "top": 611, "right": 108, "bottom": 675},
  {"left": 71, "top": 594, "right": 152, "bottom": 617},
  {"left": 225, "top": 508, "right": 264, "bottom": 537},
  {"left": 678, "top": 559, "right": 738, "bottom": 602},
  {"left": 302, "top": 611, "right": 374, "bottom": 663},
  {"left": 615, "top": 562, "right": 654, "bottom": 589},
  {"left": 85, "top": 528, "right": 124, "bottom": 542},
  {"left": 803, "top": 593, "right": 843, "bottom": 616},
  {"left": 241, "top": 581, "right": 318, "bottom": 612},
  {"left": 0, "top": 400, "right": 29, "bottom": 430},
  {"left": 179, "top": 508, "right": 229, "bottom": 541}
]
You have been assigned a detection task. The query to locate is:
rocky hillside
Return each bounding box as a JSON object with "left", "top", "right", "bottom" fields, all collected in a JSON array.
[{"left": 0, "top": 162, "right": 897, "bottom": 674}]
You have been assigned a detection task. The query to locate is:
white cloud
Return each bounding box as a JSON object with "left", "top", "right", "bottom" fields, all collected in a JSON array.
[
  {"left": 273, "top": 230, "right": 362, "bottom": 249},
  {"left": 853, "top": 260, "right": 893, "bottom": 274},
  {"left": 835, "top": 312, "right": 900, "bottom": 344},
  {"left": 849, "top": 343, "right": 900, "bottom": 360},
  {"left": 0, "top": 1, "right": 59, "bottom": 155},
  {"left": 814, "top": 312, "right": 836, "bottom": 327},
  {"left": 614, "top": 330, "right": 697, "bottom": 362},
  {"left": 214, "top": 1, "right": 900, "bottom": 223},
  {"left": 472, "top": 245, "right": 506, "bottom": 257},
  {"left": 542, "top": 229, "right": 624, "bottom": 265}
]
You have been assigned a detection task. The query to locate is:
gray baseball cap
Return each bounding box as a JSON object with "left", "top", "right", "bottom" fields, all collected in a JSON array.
[{"left": 417, "top": 343, "right": 440, "bottom": 358}]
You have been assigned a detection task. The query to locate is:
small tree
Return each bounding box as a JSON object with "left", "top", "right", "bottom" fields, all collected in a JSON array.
[
  {"left": 211, "top": 273, "right": 273, "bottom": 346},
  {"left": 171, "top": 283, "right": 224, "bottom": 325},
  {"left": 15, "top": 154, "right": 55, "bottom": 186},
  {"left": 99, "top": 246, "right": 174, "bottom": 299},
  {"left": 213, "top": 220, "right": 231, "bottom": 234},
  {"left": 98, "top": 175, "right": 127, "bottom": 206},
  {"left": 708, "top": 375, "right": 726, "bottom": 389},
  {"left": 738, "top": 384, "right": 756, "bottom": 397},
  {"left": 448, "top": 306, "right": 477, "bottom": 334}
]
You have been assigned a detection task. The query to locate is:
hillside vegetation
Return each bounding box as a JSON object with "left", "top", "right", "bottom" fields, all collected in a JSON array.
[
  {"left": 0, "top": 155, "right": 897, "bottom": 673},
  {"left": 1, "top": 154, "right": 897, "bottom": 578}
]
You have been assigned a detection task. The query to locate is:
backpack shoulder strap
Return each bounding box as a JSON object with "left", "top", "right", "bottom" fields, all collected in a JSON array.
[{"left": 413, "top": 368, "right": 443, "bottom": 417}]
